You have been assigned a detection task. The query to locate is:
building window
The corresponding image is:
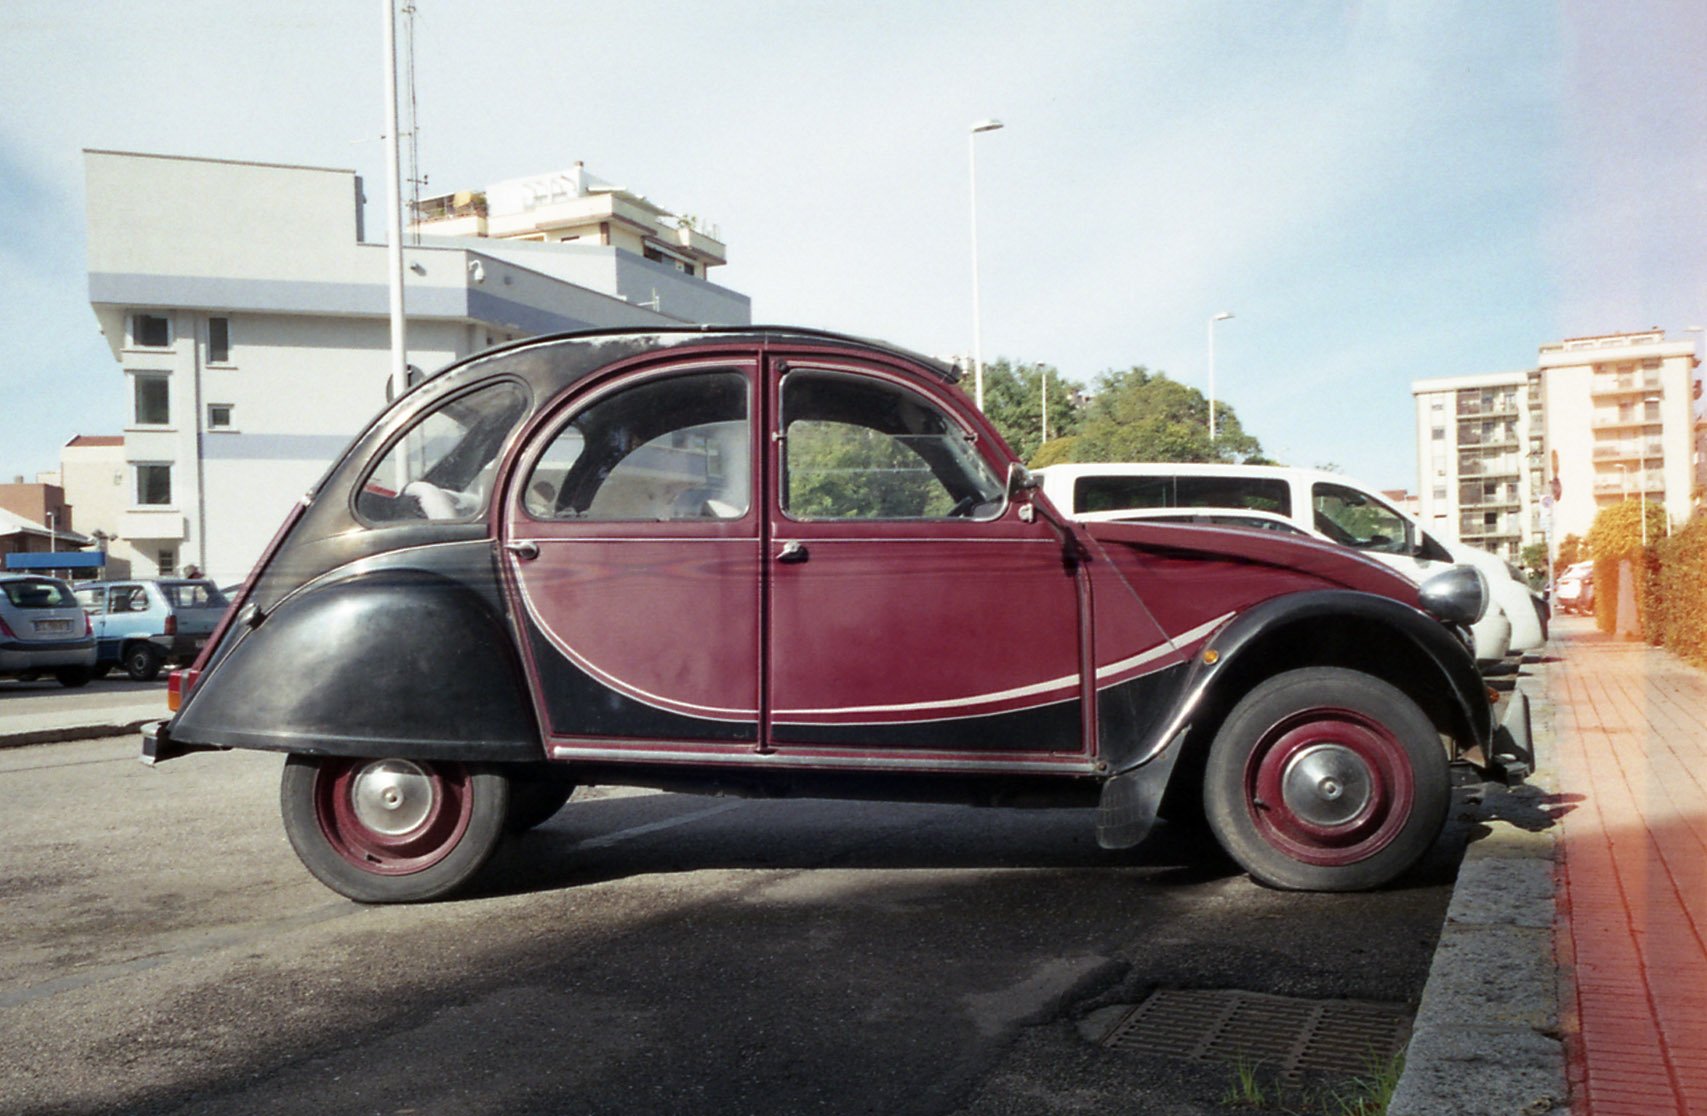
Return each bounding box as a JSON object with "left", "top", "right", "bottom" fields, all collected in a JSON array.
[
  {"left": 136, "top": 464, "right": 172, "bottom": 506},
  {"left": 130, "top": 313, "right": 171, "bottom": 348},
  {"left": 156, "top": 548, "right": 177, "bottom": 574},
  {"left": 208, "top": 317, "right": 231, "bottom": 364},
  {"left": 207, "top": 403, "right": 234, "bottom": 429},
  {"left": 133, "top": 373, "right": 170, "bottom": 425}
]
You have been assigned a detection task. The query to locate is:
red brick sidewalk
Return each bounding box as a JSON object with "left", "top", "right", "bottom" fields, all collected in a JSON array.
[{"left": 1552, "top": 619, "right": 1707, "bottom": 1115}]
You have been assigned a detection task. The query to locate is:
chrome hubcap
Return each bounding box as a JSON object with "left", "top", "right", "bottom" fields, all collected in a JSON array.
[
  {"left": 1280, "top": 743, "right": 1373, "bottom": 827},
  {"left": 350, "top": 760, "right": 435, "bottom": 836}
]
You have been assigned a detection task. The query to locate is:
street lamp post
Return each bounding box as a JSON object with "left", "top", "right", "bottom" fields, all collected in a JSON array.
[
  {"left": 1207, "top": 311, "right": 1234, "bottom": 442},
  {"left": 968, "top": 119, "right": 1004, "bottom": 411},
  {"left": 1641, "top": 394, "right": 1661, "bottom": 548}
]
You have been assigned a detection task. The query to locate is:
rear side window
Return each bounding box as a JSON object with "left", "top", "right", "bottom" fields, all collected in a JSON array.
[
  {"left": 1, "top": 578, "right": 77, "bottom": 609},
  {"left": 358, "top": 381, "right": 531, "bottom": 523},
  {"left": 523, "top": 370, "right": 751, "bottom": 521},
  {"left": 1075, "top": 474, "right": 1291, "bottom": 515}
]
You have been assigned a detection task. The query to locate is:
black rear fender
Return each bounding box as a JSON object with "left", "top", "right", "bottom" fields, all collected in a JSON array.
[{"left": 170, "top": 559, "right": 541, "bottom": 762}]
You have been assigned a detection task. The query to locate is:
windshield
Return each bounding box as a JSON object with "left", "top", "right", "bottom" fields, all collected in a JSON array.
[{"left": 1311, "top": 483, "right": 1415, "bottom": 554}]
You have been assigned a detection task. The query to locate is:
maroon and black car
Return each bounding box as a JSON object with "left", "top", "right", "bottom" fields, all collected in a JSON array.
[{"left": 143, "top": 327, "right": 1529, "bottom": 902}]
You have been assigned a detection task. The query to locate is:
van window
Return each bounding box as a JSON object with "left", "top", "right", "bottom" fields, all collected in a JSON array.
[
  {"left": 1311, "top": 483, "right": 1414, "bottom": 554},
  {"left": 1074, "top": 474, "right": 1291, "bottom": 515}
]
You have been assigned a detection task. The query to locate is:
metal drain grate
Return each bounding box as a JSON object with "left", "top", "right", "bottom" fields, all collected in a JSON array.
[{"left": 1099, "top": 989, "right": 1410, "bottom": 1079}]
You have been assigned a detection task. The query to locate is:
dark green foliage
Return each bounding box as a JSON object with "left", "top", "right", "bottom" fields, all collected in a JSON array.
[
  {"left": 786, "top": 421, "right": 952, "bottom": 519},
  {"left": 1656, "top": 517, "right": 1707, "bottom": 667},
  {"left": 958, "top": 359, "right": 1085, "bottom": 465},
  {"left": 1052, "top": 366, "right": 1268, "bottom": 465}
]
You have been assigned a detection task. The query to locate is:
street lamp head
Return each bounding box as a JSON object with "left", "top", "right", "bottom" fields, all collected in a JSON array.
[
  {"left": 971, "top": 119, "right": 1005, "bottom": 134},
  {"left": 1212, "top": 310, "right": 1234, "bottom": 322}
]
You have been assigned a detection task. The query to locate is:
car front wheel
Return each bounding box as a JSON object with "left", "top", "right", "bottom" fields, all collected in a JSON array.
[
  {"left": 280, "top": 755, "right": 510, "bottom": 903},
  {"left": 1202, "top": 667, "right": 1449, "bottom": 892}
]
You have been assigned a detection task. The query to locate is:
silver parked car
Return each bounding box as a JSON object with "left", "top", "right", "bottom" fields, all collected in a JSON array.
[{"left": 0, "top": 574, "right": 96, "bottom": 687}]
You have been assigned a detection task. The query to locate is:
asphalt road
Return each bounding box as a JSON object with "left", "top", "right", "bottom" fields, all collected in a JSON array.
[{"left": 2, "top": 735, "right": 1466, "bottom": 1116}]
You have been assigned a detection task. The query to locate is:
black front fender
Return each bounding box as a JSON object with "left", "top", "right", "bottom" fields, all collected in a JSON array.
[
  {"left": 1111, "top": 589, "right": 1492, "bottom": 777},
  {"left": 170, "top": 565, "right": 541, "bottom": 762}
]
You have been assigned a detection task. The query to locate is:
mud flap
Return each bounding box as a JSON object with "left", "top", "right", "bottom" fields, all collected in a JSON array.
[
  {"left": 1490, "top": 690, "right": 1535, "bottom": 785},
  {"left": 1096, "top": 732, "right": 1185, "bottom": 849}
]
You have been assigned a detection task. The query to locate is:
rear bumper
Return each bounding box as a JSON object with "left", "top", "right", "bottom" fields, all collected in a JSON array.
[
  {"left": 1, "top": 639, "right": 97, "bottom": 671},
  {"left": 139, "top": 719, "right": 225, "bottom": 766}
]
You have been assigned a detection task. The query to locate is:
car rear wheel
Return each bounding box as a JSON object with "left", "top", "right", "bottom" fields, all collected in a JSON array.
[
  {"left": 55, "top": 666, "right": 93, "bottom": 688},
  {"left": 1202, "top": 667, "right": 1449, "bottom": 892},
  {"left": 124, "top": 644, "right": 163, "bottom": 682},
  {"left": 280, "top": 755, "right": 510, "bottom": 903}
]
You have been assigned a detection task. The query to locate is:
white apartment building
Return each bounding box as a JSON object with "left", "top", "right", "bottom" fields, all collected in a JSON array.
[
  {"left": 1412, "top": 330, "right": 1701, "bottom": 564},
  {"left": 82, "top": 150, "right": 750, "bottom": 585}
]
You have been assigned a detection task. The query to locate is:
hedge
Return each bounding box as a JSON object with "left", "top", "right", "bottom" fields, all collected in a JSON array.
[{"left": 1582, "top": 499, "right": 1707, "bottom": 665}]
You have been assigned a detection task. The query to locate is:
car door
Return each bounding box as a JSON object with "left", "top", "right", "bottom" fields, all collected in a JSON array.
[
  {"left": 502, "top": 359, "right": 764, "bottom": 757},
  {"left": 764, "top": 357, "right": 1090, "bottom": 768}
]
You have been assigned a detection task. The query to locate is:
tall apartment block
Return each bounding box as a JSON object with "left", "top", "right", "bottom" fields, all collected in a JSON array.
[{"left": 1412, "top": 330, "right": 1701, "bottom": 564}]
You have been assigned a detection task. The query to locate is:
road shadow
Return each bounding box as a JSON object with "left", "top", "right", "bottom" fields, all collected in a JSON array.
[{"left": 475, "top": 794, "right": 1245, "bottom": 899}]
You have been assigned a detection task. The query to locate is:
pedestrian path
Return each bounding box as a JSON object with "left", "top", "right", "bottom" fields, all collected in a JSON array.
[{"left": 1552, "top": 620, "right": 1707, "bottom": 1115}]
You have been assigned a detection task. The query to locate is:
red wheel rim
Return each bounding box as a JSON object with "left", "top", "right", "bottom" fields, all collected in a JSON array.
[
  {"left": 1242, "top": 707, "right": 1415, "bottom": 867},
  {"left": 312, "top": 758, "right": 473, "bottom": 876}
]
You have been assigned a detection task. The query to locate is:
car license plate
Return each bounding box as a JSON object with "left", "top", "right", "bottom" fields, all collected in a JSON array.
[{"left": 34, "top": 619, "right": 72, "bottom": 634}]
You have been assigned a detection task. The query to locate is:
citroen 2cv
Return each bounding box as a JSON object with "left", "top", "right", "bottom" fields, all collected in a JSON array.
[{"left": 142, "top": 327, "right": 1529, "bottom": 902}]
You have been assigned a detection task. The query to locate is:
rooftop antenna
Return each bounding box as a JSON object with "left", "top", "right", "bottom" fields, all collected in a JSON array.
[{"left": 402, "top": 2, "right": 425, "bottom": 244}]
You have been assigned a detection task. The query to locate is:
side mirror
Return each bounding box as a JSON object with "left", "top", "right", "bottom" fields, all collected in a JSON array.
[{"left": 1007, "top": 463, "right": 1041, "bottom": 498}]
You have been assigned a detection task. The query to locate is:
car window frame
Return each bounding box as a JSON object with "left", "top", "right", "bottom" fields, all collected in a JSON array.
[{"left": 773, "top": 362, "right": 1008, "bottom": 525}]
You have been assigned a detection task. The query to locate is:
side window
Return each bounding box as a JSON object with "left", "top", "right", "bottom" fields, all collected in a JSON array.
[
  {"left": 780, "top": 370, "right": 1003, "bottom": 521},
  {"left": 523, "top": 370, "right": 750, "bottom": 521},
  {"left": 1311, "top": 483, "right": 1414, "bottom": 553},
  {"left": 357, "top": 381, "right": 530, "bottom": 523},
  {"left": 75, "top": 588, "right": 104, "bottom": 614}
]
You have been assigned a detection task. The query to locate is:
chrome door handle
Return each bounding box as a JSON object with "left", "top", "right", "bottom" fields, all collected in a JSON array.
[
  {"left": 504, "top": 540, "right": 540, "bottom": 561},
  {"left": 777, "top": 541, "right": 809, "bottom": 564}
]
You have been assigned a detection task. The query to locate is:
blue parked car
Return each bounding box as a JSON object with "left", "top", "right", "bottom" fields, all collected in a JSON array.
[{"left": 74, "top": 579, "right": 230, "bottom": 681}]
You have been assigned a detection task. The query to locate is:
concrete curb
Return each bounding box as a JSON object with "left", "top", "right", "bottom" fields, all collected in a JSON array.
[
  {"left": 0, "top": 719, "right": 156, "bottom": 751},
  {"left": 1388, "top": 656, "right": 1569, "bottom": 1116}
]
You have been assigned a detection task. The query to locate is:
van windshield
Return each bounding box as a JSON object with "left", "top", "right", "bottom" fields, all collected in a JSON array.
[{"left": 1311, "top": 483, "right": 1414, "bottom": 554}]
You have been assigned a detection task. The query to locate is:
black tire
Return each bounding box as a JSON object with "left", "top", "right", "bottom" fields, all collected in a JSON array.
[
  {"left": 91, "top": 663, "right": 112, "bottom": 678},
  {"left": 123, "top": 643, "right": 163, "bottom": 682},
  {"left": 504, "top": 768, "right": 577, "bottom": 833},
  {"left": 1202, "top": 667, "right": 1449, "bottom": 892},
  {"left": 280, "top": 755, "right": 510, "bottom": 903},
  {"left": 55, "top": 666, "right": 94, "bottom": 688}
]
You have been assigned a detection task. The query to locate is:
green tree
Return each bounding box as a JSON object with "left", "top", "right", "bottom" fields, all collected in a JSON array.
[
  {"left": 1519, "top": 541, "right": 1550, "bottom": 585},
  {"left": 1065, "top": 366, "right": 1268, "bottom": 464},
  {"left": 960, "top": 359, "right": 1084, "bottom": 465}
]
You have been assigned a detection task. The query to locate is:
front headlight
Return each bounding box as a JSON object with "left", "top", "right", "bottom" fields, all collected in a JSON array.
[{"left": 1418, "top": 565, "right": 1488, "bottom": 627}]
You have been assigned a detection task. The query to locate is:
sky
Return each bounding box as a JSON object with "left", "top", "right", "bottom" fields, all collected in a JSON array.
[{"left": 2, "top": 1, "right": 1704, "bottom": 491}]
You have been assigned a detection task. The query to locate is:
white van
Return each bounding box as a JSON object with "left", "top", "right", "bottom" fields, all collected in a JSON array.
[{"left": 1034, "top": 463, "right": 1545, "bottom": 660}]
